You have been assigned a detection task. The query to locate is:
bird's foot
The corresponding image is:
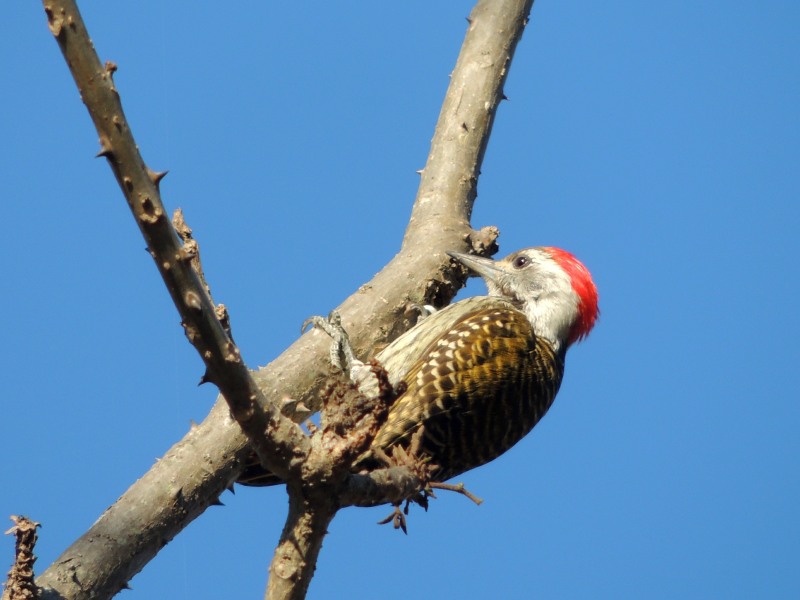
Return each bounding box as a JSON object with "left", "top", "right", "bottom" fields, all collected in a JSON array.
[
  {"left": 377, "top": 503, "right": 408, "bottom": 534},
  {"left": 302, "top": 310, "right": 362, "bottom": 377}
]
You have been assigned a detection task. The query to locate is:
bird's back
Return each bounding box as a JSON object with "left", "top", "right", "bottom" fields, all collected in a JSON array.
[{"left": 364, "top": 298, "right": 565, "bottom": 481}]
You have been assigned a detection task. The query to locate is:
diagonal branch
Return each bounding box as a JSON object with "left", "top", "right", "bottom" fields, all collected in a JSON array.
[
  {"left": 35, "top": 0, "right": 535, "bottom": 598},
  {"left": 42, "top": 0, "right": 308, "bottom": 482}
]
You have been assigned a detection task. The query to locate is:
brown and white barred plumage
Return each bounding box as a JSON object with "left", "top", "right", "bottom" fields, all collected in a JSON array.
[{"left": 363, "top": 297, "right": 563, "bottom": 481}]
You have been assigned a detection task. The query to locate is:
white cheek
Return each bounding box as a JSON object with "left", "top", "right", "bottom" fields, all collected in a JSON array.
[{"left": 524, "top": 269, "right": 579, "bottom": 349}]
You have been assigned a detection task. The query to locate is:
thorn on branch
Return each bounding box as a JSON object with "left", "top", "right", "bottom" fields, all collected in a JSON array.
[
  {"left": 280, "top": 397, "right": 312, "bottom": 420},
  {"left": 95, "top": 139, "right": 113, "bottom": 158},
  {"left": 147, "top": 168, "right": 168, "bottom": 188},
  {"left": 104, "top": 60, "right": 117, "bottom": 79},
  {"left": 198, "top": 368, "right": 217, "bottom": 386}
]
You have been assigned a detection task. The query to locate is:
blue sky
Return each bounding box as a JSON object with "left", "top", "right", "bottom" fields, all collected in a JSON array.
[{"left": 2, "top": 2, "right": 799, "bottom": 598}]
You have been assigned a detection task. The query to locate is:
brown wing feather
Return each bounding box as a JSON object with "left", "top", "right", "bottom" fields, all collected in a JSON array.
[{"left": 369, "top": 304, "right": 564, "bottom": 481}]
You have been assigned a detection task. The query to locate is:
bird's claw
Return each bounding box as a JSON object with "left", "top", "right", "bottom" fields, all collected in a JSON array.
[
  {"left": 377, "top": 504, "right": 408, "bottom": 534},
  {"left": 303, "top": 311, "right": 358, "bottom": 376}
]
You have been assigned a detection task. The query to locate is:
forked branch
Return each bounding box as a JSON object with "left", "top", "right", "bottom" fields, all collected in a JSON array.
[{"left": 34, "top": 0, "right": 535, "bottom": 598}]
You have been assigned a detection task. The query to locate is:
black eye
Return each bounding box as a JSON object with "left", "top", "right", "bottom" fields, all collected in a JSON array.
[{"left": 512, "top": 255, "right": 529, "bottom": 269}]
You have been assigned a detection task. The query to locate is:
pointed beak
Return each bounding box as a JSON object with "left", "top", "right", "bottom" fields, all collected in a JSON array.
[{"left": 447, "top": 251, "right": 505, "bottom": 283}]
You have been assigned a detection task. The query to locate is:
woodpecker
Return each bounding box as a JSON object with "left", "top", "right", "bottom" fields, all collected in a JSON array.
[
  {"left": 355, "top": 247, "right": 599, "bottom": 481},
  {"left": 238, "top": 247, "right": 598, "bottom": 485}
]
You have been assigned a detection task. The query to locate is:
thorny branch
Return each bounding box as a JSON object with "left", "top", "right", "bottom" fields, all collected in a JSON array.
[
  {"left": 42, "top": 1, "right": 307, "bottom": 484},
  {"left": 31, "top": 0, "right": 536, "bottom": 598}
]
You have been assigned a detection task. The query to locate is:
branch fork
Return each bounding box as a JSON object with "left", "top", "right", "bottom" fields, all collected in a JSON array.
[{"left": 32, "top": 1, "right": 535, "bottom": 598}]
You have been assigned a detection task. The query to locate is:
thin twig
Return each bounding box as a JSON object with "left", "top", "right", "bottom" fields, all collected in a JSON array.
[{"left": 429, "top": 482, "right": 484, "bottom": 506}]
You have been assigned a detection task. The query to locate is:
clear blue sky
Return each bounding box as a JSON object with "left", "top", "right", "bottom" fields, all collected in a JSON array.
[{"left": 2, "top": 2, "right": 799, "bottom": 598}]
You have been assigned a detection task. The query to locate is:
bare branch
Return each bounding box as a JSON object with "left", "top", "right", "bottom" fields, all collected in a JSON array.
[
  {"left": 35, "top": 0, "right": 536, "bottom": 598},
  {"left": 338, "top": 468, "right": 427, "bottom": 508},
  {"left": 402, "top": 0, "right": 532, "bottom": 253},
  {"left": 265, "top": 487, "right": 337, "bottom": 600}
]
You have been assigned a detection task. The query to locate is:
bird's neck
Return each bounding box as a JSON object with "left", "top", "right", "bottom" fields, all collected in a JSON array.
[{"left": 521, "top": 294, "right": 577, "bottom": 353}]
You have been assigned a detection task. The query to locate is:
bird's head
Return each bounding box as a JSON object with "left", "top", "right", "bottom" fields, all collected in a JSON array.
[{"left": 448, "top": 247, "right": 599, "bottom": 351}]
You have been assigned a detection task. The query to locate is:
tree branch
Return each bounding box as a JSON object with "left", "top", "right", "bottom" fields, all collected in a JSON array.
[
  {"left": 41, "top": 0, "right": 307, "bottom": 484},
  {"left": 34, "top": 0, "right": 535, "bottom": 598},
  {"left": 265, "top": 485, "right": 337, "bottom": 600},
  {"left": 263, "top": 2, "right": 534, "bottom": 597}
]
